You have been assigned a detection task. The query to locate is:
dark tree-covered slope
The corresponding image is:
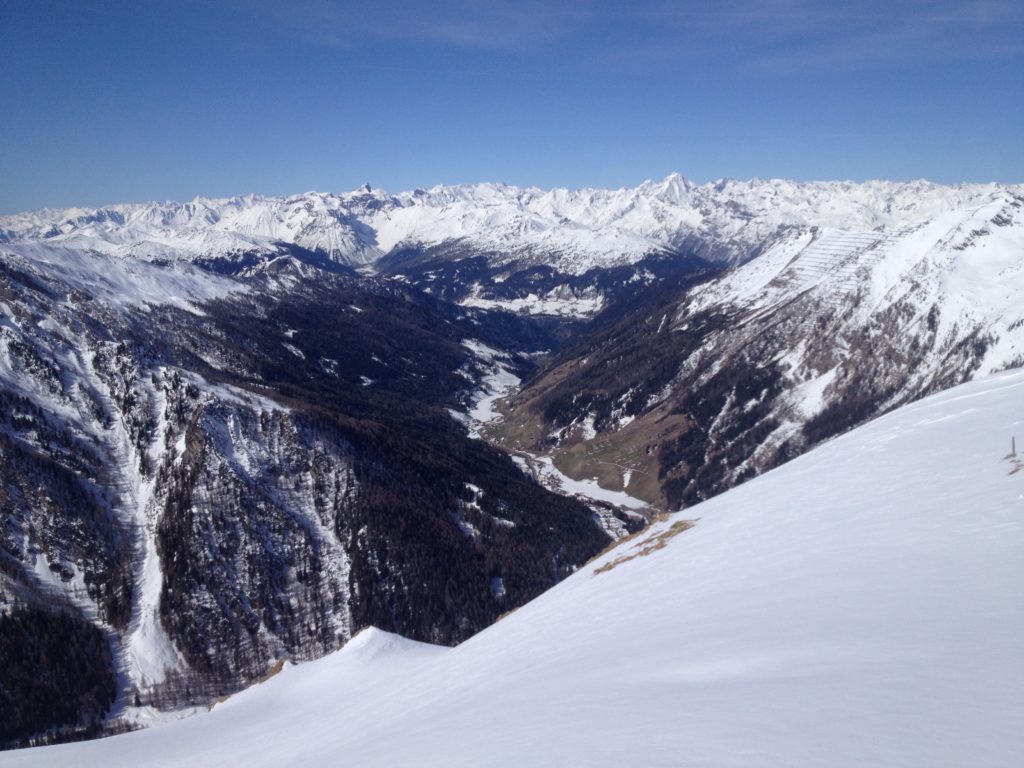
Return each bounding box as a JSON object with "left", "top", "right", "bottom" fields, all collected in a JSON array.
[{"left": 0, "top": 253, "right": 610, "bottom": 742}]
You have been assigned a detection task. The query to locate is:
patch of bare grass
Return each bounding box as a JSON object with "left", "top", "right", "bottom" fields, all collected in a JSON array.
[
  {"left": 209, "top": 658, "right": 288, "bottom": 709},
  {"left": 593, "top": 517, "right": 697, "bottom": 575}
]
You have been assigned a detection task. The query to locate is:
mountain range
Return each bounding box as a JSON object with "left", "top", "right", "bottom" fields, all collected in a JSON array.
[
  {"left": 3, "top": 175, "right": 1019, "bottom": 316},
  {"left": 1, "top": 174, "right": 1021, "bottom": 749}
]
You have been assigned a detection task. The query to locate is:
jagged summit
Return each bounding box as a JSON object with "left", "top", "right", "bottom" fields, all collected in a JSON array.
[{"left": 3, "top": 176, "right": 1018, "bottom": 275}]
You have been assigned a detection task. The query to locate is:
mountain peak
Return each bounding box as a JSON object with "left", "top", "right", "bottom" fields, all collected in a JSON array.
[{"left": 2, "top": 177, "right": 1018, "bottom": 273}]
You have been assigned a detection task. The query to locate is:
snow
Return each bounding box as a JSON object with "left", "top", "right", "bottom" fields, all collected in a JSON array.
[
  {"left": 0, "top": 242, "right": 243, "bottom": 313},
  {"left": 28, "top": 554, "right": 94, "bottom": 621},
  {"left": 578, "top": 414, "right": 598, "bottom": 440},
  {"left": 789, "top": 366, "right": 838, "bottom": 418},
  {"left": 4, "top": 177, "right": 1019, "bottom": 278},
  {"left": 520, "top": 452, "right": 653, "bottom": 512},
  {"left": 449, "top": 509, "right": 480, "bottom": 540},
  {"left": 459, "top": 292, "right": 605, "bottom": 318},
  {"left": 8, "top": 369, "right": 1023, "bottom": 767},
  {"left": 126, "top": 527, "right": 184, "bottom": 687},
  {"left": 186, "top": 373, "right": 285, "bottom": 414},
  {"left": 460, "top": 340, "right": 521, "bottom": 438}
]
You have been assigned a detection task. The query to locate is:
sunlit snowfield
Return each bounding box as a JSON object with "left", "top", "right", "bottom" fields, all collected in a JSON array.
[{"left": 10, "top": 370, "right": 1023, "bottom": 767}]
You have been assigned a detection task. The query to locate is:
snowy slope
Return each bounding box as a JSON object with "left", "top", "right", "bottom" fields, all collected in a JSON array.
[
  {"left": 3, "top": 177, "right": 1019, "bottom": 274},
  {"left": 689, "top": 189, "right": 1024, "bottom": 393},
  {"left": 0, "top": 241, "right": 244, "bottom": 312},
  {"left": 10, "top": 369, "right": 1023, "bottom": 767}
]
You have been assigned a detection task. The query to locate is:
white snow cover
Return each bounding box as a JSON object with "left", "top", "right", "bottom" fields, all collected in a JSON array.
[
  {"left": 1, "top": 242, "right": 243, "bottom": 312},
  {"left": 459, "top": 291, "right": 605, "bottom": 317},
  {"left": 461, "top": 339, "right": 520, "bottom": 438},
  {"left": 523, "top": 452, "right": 652, "bottom": 512},
  {"left": 10, "top": 370, "right": 1023, "bottom": 767},
  {"left": 684, "top": 191, "right": 1024, "bottom": 391},
  {"left": 4, "top": 176, "right": 1020, "bottom": 273}
]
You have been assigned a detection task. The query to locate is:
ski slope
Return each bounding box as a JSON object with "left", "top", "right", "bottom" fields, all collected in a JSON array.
[{"left": 9, "top": 370, "right": 1024, "bottom": 767}]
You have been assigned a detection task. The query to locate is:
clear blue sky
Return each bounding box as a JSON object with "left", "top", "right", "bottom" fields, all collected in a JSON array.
[{"left": 1, "top": 0, "right": 1022, "bottom": 213}]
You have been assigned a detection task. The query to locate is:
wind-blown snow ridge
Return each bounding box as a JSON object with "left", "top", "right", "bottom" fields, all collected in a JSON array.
[
  {"left": 3, "top": 175, "right": 1020, "bottom": 273},
  {"left": 10, "top": 369, "right": 1023, "bottom": 767}
]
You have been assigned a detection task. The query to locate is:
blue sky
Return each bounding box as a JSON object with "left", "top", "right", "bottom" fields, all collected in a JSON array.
[{"left": 1, "top": 0, "right": 1022, "bottom": 212}]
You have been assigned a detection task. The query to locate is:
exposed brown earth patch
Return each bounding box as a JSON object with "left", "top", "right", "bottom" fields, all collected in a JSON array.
[{"left": 593, "top": 518, "right": 697, "bottom": 575}]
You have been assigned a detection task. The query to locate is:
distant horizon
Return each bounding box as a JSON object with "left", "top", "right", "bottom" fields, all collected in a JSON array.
[
  {"left": 3, "top": 1, "right": 1022, "bottom": 214},
  {"left": 4, "top": 171, "right": 1023, "bottom": 217}
]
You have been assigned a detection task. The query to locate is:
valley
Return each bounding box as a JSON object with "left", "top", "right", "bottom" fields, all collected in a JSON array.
[
  {"left": 1, "top": 175, "right": 1022, "bottom": 750},
  {"left": 8, "top": 363, "right": 1022, "bottom": 767}
]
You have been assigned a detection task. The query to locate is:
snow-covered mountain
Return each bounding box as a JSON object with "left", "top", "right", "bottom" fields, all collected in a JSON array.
[
  {"left": 2, "top": 175, "right": 1017, "bottom": 270},
  {"left": 497, "top": 187, "right": 1024, "bottom": 507},
  {"left": 0, "top": 240, "right": 614, "bottom": 743},
  {"left": 2, "top": 174, "right": 1021, "bottom": 748},
  {"left": 9, "top": 370, "right": 1022, "bottom": 767},
  {"left": 6, "top": 174, "right": 1015, "bottom": 319},
  {"left": 4, "top": 175, "right": 1017, "bottom": 318}
]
